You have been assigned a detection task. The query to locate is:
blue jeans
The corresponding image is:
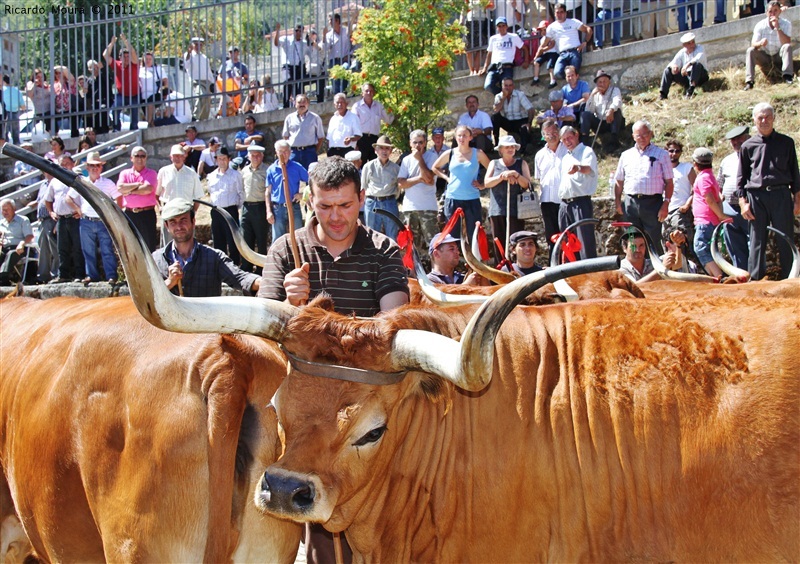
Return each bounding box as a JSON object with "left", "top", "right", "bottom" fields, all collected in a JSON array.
[
  {"left": 444, "top": 197, "right": 483, "bottom": 241},
  {"left": 677, "top": 0, "right": 703, "bottom": 31},
  {"left": 272, "top": 202, "right": 303, "bottom": 241},
  {"left": 713, "top": 0, "right": 726, "bottom": 22},
  {"left": 290, "top": 146, "right": 318, "bottom": 171},
  {"left": 722, "top": 204, "right": 749, "bottom": 270},
  {"left": 693, "top": 223, "right": 716, "bottom": 267},
  {"left": 484, "top": 64, "right": 514, "bottom": 95},
  {"left": 113, "top": 93, "right": 139, "bottom": 131},
  {"left": 554, "top": 49, "right": 582, "bottom": 79},
  {"left": 364, "top": 197, "right": 400, "bottom": 240},
  {"left": 594, "top": 8, "right": 622, "bottom": 48},
  {"left": 80, "top": 217, "right": 118, "bottom": 280}
]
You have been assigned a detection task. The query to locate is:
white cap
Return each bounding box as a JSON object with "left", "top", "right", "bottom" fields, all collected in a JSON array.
[{"left": 680, "top": 32, "right": 696, "bottom": 43}]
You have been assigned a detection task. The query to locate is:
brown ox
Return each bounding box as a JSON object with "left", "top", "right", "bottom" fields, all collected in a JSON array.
[
  {"left": 257, "top": 288, "right": 800, "bottom": 561},
  {"left": 0, "top": 297, "right": 301, "bottom": 562}
]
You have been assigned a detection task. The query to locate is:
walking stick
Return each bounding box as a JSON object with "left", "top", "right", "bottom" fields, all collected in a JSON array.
[
  {"left": 505, "top": 180, "right": 512, "bottom": 262},
  {"left": 280, "top": 157, "right": 302, "bottom": 270}
]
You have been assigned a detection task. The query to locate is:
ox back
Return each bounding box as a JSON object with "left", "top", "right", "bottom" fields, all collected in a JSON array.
[
  {"left": 0, "top": 297, "right": 301, "bottom": 562},
  {"left": 266, "top": 291, "right": 800, "bottom": 562}
]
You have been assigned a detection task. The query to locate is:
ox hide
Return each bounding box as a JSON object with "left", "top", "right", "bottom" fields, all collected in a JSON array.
[
  {"left": 0, "top": 297, "right": 301, "bottom": 563},
  {"left": 263, "top": 290, "right": 800, "bottom": 562}
]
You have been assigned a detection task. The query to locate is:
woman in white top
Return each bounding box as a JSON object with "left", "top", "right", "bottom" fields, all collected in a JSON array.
[
  {"left": 259, "top": 76, "right": 280, "bottom": 112},
  {"left": 241, "top": 79, "right": 265, "bottom": 114},
  {"left": 138, "top": 53, "right": 164, "bottom": 126},
  {"left": 305, "top": 30, "right": 325, "bottom": 104}
]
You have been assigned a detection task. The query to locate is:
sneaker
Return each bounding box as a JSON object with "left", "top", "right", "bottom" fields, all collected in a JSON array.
[
  {"left": 548, "top": 80, "right": 557, "bottom": 89},
  {"left": 783, "top": 75, "right": 794, "bottom": 85},
  {"left": 531, "top": 76, "right": 540, "bottom": 85},
  {"left": 743, "top": 82, "right": 754, "bottom": 91},
  {"left": 660, "top": 93, "right": 668, "bottom": 100}
]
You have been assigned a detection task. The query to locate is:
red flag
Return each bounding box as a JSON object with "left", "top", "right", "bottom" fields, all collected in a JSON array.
[
  {"left": 561, "top": 231, "right": 582, "bottom": 263},
  {"left": 493, "top": 237, "right": 512, "bottom": 270},
  {"left": 473, "top": 222, "right": 491, "bottom": 261},
  {"left": 431, "top": 208, "right": 464, "bottom": 251},
  {"left": 397, "top": 225, "right": 415, "bottom": 271}
]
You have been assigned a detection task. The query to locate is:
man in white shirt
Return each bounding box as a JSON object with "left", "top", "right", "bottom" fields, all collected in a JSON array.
[
  {"left": 480, "top": 16, "right": 526, "bottom": 95},
  {"left": 273, "top": 23, "right": 309, "bottom": 108},
  {"left": 744, "top": 0, "right": 794, "bottom": 89},
  {"left": 539, "top": 3, "right": 592, "bottom": 82},
  {"left": 580, "top": 69, "right": 623, "bottom": 150},
  {"left": 326, "top": 92, "right": 362, "bottom": 158},
  {"left": 457, "top": 94, "right": 494, "bottom": 153},
  {"left": 558, "top": 125, "right": 597, "bottom": 259},
  {"left": 183, "top": 37, "right": 215, "bottom": 120},
  {"left": 659, "top": 32, "right": 709, "bottom": 99},
  {"left": 535, "top": 119, "right": 567, "bottom": 256},
  {"left": 45, "top": 154, "right": 83, "bottom": 283},
  {"left": 157, "top": 144, "right": 203, "bottom": 213},
  {"left": 325, "top": 13, "right": 352, "bottom": 96},
  {"left": 353, "top": 83, "right": 394, "bottom": 162},
  {"left": 398, "top": 130, "right": 439, "bottom": 261}
]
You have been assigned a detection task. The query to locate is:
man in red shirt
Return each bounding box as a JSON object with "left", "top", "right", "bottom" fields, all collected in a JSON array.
[{"left": 103, "top": 33, "right": 140, "bottom": 132}]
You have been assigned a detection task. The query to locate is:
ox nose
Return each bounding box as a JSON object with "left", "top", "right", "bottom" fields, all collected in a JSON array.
[{"left": 259, "top": 468, "right": 317, "bottom": 514}]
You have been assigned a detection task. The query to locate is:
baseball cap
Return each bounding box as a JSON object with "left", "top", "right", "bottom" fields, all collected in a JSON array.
[
  {"left": 429, "top": 233, "right": 459, "bottom": 255},
  {"left": 495, "top": 16, "right": 508, "bottom": 25},
  {"left": 725, "top": 125, "right": 749, "bottom": 139},
  {"left": 161, "top": 198, "right": 193, "bottom": 221},
  {"left": 432, "top": 127, "right": 445, "bottom": 136},
  {"left": 169, "top": 144, "right": 185, "bottom": 156},
  {"left": 691, "top": 147, "right": 713, "bottom": 165}
]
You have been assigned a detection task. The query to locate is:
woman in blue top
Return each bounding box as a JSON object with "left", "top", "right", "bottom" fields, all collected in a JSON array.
[{"left": 432, "top": 125, "right": 491, "bottom": 240}]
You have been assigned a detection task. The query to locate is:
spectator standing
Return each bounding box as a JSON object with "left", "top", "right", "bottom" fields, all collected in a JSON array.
[
  {"left": 690, "top": 147, "right": 730, "bottom": 278},
  {"left": 353, "top": 83, "right": 394, "bottom": 163},
  {"left": 305, "top": 30, "right": 326, "bottom": 105},
  {"left": 659, "top": 33, "right": 708, "bottom": 99},
  {"left": 103, "top": 34, "right": 139, "bottom": 132},
  {"left": 326, "top": 92, "right": 362, "bottom": 158},
  {"left": 183, "top": 37, "right": 215, "bottom": 121},
  {"left": 594, "top": 0, "right": 622, "bottom": 49},
  {"left": 219, "top": 46, "right": 249, "bottom": 83},
  {"left": 484, "top": 135, "right": 531, "bottom": 261},
  {"left": 206, "top": 147, "right": 245, "bottom": 265},
  {"left": 614, "top": 120, "right": 674, "bottom": 255},
  {"left": 0, "top": 199, "right": 34, "bottom": 286},
  {"left": 492, "top": 78, "right": 534, "bottom": 152},
  {"left": 480, "top": 17, "right": 526, "bottom": 95},
  {"left": 138, "top": 52, "right": 164, "bottom": 127},
  {"left": 117, "top": 146, "right": 160, "bottom": 253},
  {"left": 240, "top": 144, "right": 270, "bottom": 272},
  {"left": 398, "top": 130, "right": 439, "bottom": 261},
  {"left": 235, "top": 115, "right": 266, "bottom": 161},
  {"left": 716, "top": 125, "right": 750, "bottom": 269},
  {"left": 273, "top": 23, "right": 308, "bottom": 108},
  {"left": 737, "top": 102, "right": 800, "bottom": 280},
  {"left": 325, "top": 14, "right": 352, "bottom": 96},
  {"left": 457, "top": 94, "right": 494, "bottom": 153},
  {"left": 65, "top": 152, "right": 121, "bottom": 284},
  {"left": 156, "top": 144, "right": 203, "bottom": 211},
  {"left": 502, "top": 230, "right": 544, "bottom": 275},
  {"left": 428, "top": 127, "right": 449, "bottom": 199},
  {"left": 266, "top": 140, "right": 307, "bottom": 242},
  {"left": 427, "top": 233, "right": 479, "bottom": 285},
  {"left": 580, "top": 69, "right": 622, "bottom": 149},
  {"left": 561, "top": 66, "right": 590, "bottom": 121},
  {"left": 744, "top": 1, "right": 794, "bottom": 90},
  {"left": 85, "top": 60, "right": 111, "bottom": 134},
  {"left": 51, "top": 65, "right": 78, "bottom": 138},
  {"left": 535, "top": 119, "right": 567, "bottom": 256},
  {"left": 181, "top": 125, "right": 206, "bottom": 171},
  {"left": 26, "top": 68, "right": 54, "bottom": 135},
  {"left": 362, "top": 135, "right": 401, "bottom": 240},
  {"left": 198, "top": 136, "right": 221, "bottom": 179},
  {"left": 2, "top": 75, "right": 26, "bottom": 144},
  {"left": 25, "top": 151, "right": 58, "bottom": 282},
  {"left": 282, "top": 94, "right": 325, "bottom": 170},
  {"left": 676, "top": 0, "right": 704, "bottom": 32},
  {"left": 541, "top": 3, "right": 592, "bottom": 82},
  {"left": 558, "top": 125, "right": 597, "bottom": 259},
  {"left": 536, "top": 90, "right": 575, "bottom": 128},
  {"left": 661, "top": 139, "right": 696, "bottom": 246},
  {"left": 154, "top": 199, "right": 260, "bottom": 297},
  {"left": 44, "top": 154, "right": 83, "bottom": 283},
  {"left": 463, "top": 0, "right": 493, "bottom": 76}
]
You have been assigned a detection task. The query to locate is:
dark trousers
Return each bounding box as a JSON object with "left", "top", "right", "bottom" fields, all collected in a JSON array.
[
  {"left": 210, "top": 205, "right": 242, "bottom": 265},
  {"left": 87, "top": 101, "right": 110, "bottom": 134},
  {"left": 492, "top": 114, "right": 531, "bottom": 149},
  {"left": 489, "top": 215, "right": 524, "bottom": 262},
  {"left": 558, "top": 196, "right": 597, "bottom": 260},
  {"left": 0, "top": 245, "right": 22, "bottom": 283},
  {"left": 444, "top": 197, "right": 483, "bottom": 241},
  {"left": 283, "top": 64, "right": 305, "bottom": 108},
  {"left": 113, "top": 93, "right": 139, "bottom": 131},
  {"left": 746, "top": 188, "right": 794, "bottom": 280},
  {"left": 241, "top": 201, "right": 269, "bottom": 272},
  {"left": 580, "top": 110, "right": 623, "bottom": 139},
  {"left": 623, "top": 194, "right": 665, "bottom": 255},
  {"left": 57, "top": 216, "right": 84, "bottom": 280},
  {"left": 357, "top": 134, "right": 379, "bottom": 163},
  {"left": 541, "top": 201, "right": 561, "bottom": 259},
  {"left": 125, "top": 208, "right": 158, "bottom": 253},
  {"left": 722, "top": 203, "right": 750, "bottom": 270},
  {"left": 659, "top": 63, "right": 709, "bottom": 97},
  {"left": 483, "top": 64, "right": 514, "bottom": 95},
  {"left": 327, "top": 147, "right": 351, "bottom": 158}
]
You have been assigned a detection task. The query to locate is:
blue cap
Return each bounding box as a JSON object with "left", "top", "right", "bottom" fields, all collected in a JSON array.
[
  {"left": 495, "top": 16, "right": 508, "bottom": 25},
  {"left": 432, "top": 127, "right": 444, "bottom": 135}
]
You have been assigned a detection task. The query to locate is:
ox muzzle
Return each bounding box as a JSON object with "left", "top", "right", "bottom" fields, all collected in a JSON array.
[{"left": 257, "top": 468, "right": 320, "bottom": 517}]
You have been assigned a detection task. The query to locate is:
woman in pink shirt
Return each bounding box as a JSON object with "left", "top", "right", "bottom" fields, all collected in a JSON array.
[{"left": 691, "top": 147, "right": 732, "bottom": 277}]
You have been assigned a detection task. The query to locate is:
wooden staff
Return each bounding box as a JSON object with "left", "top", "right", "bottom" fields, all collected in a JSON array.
[{"left": 280, "top": 157, "right": 302, "bottom": 269}]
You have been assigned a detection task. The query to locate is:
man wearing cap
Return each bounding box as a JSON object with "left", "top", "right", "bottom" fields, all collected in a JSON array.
[
  {"left": 345, "top": 150, "right": 363, "bottom": 170},
  {"left": 199, "top": 136, "right": 221, "bottom": 179},
  {"left": 744, "top": 0, "right": 794, "bottom": 89},
  {"left": 235, "top": 115, "right": 266, "bottom": 161},
  {"left": 327, "top": 92, "right": 362, "bottom": 158},
  {"left": 558, "top": 125, "right": 597, "bottom": 259},
  {"left": 183, "top": 37, "right": 215, "bottom": 120},
  {"left": 65, "top": 152, "right": 121, "bottom": 284},
  {"left": 398, "top": 130, "right": 439, "bottom": 260},
  {"left": 45, "top": 154, "right": 83, "bottom": 283},
  {"left": 240, "top": 143, "right": 270, "bottom": 272},
  {"left": 283, "top": 94, "right": 325, "bottom": 170},
  {"left": 457, "top": 95, "right": 494, "bottom": 153},
  {"left": 427, "top": 234, "right": 479, "bottom": 285},
  {"left": 535, "top": 119, "right": 567, "bottom": 256},
  {"left": 580, "top": 69, "right": 622, "bottom": 149},
  {"left": 503, "top": 231, "right": 544, "bottom": 275},
  {"left": 218, "top": 46, "right": 249, "bottom": 82},
  {"left": 716, "top": 125, "right": 750, "bottom": 268},
  {"left": 536, "top": 90, "right": 575, "bottom": 128},
  {"left": 614, "top": 120, "right": 674, "bottom": 255},
  {"left": 354, "top": 83, "right": 394, "bottom": 163},
  {"left": 539, "top": 3, "right": 592, "bottom": 82},
  {"left": 492, "top": 78, "right": 535, "bottom": 152},
  {"left": 267, "top": 140, "right": 307, "bottom": 241},
  {"left": 0, "top": 199, "right": 34, "bottom": 286},
  {"left": 156, "top": 144, "right": 203, "bottom": 220},
  {"left": 117, "top": 146, "right": 159, "bottom": 252},
  {"left": 103, "top": 33, "right": 139, "bottom": 132},
  {"left": 737, "top": 101, "right": 800, "bottom": 280},
  {"left": 485, "top": 135, "right": 531, "bottom": 261},
  {"left": 362, "top": 135, "right": 401, "bottom": 240},
  {"left": 154, "top": 198, "right": 261, "bottom": 297},
  {"left": 480, "top": 16, "right": 527, "bottom": 95},
  {"left": 690, "top": 147, "right": 730, "bottom": 278},
  {"left": 659, "top": 32, "right": 708, "bottom": 100},
  {"left": 273, "top": 23, "right": 309, "bottom": 108}
]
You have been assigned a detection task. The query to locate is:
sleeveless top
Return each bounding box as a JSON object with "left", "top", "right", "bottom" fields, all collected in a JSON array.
[
  {"left": 446, "top": 148, "right": 480, "bottom": 201},
  {"left": 488, "top": 157, "right": 524, "bottom": 217}
]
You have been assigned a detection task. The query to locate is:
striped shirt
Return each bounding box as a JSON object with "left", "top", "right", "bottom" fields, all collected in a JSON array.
[
  {"left": 615, "top": 143, "right": 673, "bottom": 196},
  {"left": 494, "top": 90, "right": 533, "bottom": 121},
  {"left": 258, "top": 218, "right": 409, "bottom": 317}
]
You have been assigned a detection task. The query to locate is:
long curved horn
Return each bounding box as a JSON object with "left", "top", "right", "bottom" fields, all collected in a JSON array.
[
  {"left": 412, "top": 247, "right": 489, "bottom": 306},
  {"left": 1, "top": 143, "right": 297, "bottom": 339},
  {"left": 194, "top": 200, "right": 267, "bottom": 267},
  {"left": 390, "top": 256, "right": 620, "bottom": 391},
  {"left": 710, "top": 223, "right": 751, "bottom": 282},
  {"left": 767, "top": 226, "right": 800, "bottom": 279},
  {"left": 459, "top": 219, "right": 516, "bottom": 284},
  {"left": 550, "top": 218, "right": 599, "bottom": 267}
]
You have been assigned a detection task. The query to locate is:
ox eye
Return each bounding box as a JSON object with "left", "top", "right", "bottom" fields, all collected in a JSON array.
[{"left": 352, "top": 425, "right": 387, "bottom": 447}]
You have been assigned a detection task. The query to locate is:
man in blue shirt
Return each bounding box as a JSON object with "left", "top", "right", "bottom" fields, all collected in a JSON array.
[
  {"left": 234, "top": 115, "right": 265, "bottom": 161},
  {"left": 266, "top": 140, "right": 308, "bottom": 241},
  {"left": 2, "top": 75, "right": 26, "bottom": 144}
]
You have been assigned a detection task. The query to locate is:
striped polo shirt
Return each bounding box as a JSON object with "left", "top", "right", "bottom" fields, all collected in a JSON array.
[{"left": 258, "top": 218, "right": 409, "bottom": 317}]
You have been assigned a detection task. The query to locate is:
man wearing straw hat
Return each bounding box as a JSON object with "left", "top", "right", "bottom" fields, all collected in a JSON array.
[{"left": 362, "top": 134, "right": 401, "bottom": 240}]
